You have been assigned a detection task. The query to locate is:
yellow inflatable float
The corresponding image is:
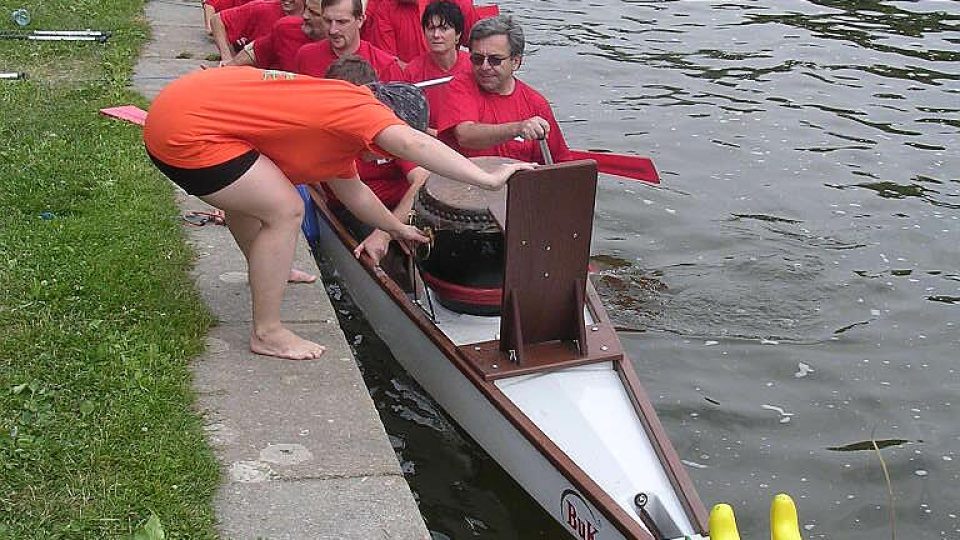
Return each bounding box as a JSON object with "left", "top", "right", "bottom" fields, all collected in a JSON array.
[{"left": 708, "top": 493, "right": 803, "bottom": 540}]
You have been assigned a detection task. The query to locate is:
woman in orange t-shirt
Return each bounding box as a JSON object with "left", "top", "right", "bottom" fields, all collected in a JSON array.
[{"left": 144, "top": 67, "right": 530, "bottom": 361}]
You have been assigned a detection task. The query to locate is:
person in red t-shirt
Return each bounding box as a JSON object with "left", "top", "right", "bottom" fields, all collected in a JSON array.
[
  {"left": 223, "top": 4, "right": 326, "bottom": 71},
  {"left": 433, "top": 15, "right": 571, "bottom": 165},
  {"left": 323, "top": 56, "right": 429, "bottom": 265},
  {"left": 203, "top": 0, "right": 256, "bottom": 35},
  {"left": 144, "top": 68, "right": 531, "bottom": 361},
  {"left": 367, "top": 0, "right": 475, "bottom": 62},
  {"left": 211, "top": 0, "right": 305, "bottom": 62},
  {"left": 402, "top": 1, "right": 472, "bottom": 130},
  {"left": 294, "top": 0, "right": 404, "bottom": 81},
  {"left": 359, "top": 0, "right": 380, "bottom": 42},
  {"left": 203, "top": 0, "right": 258, "bottom": 35}
]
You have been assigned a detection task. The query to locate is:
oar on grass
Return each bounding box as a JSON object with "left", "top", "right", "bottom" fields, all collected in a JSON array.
[{"left": 0, "top": 30, "right": 111, "bottom": 42}]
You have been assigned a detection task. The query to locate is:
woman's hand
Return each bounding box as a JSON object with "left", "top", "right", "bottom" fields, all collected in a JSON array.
[
  {"left": 481, "top": 161, "right": 537, "bottom": 190},
  {"left": 388, "top": 223, "right": 429, "bottom": 245},
  {"left": 352, "top": 229, "right": 392, "bottom": 264}
]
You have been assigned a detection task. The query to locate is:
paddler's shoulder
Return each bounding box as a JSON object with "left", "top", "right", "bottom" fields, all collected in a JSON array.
[
  {"left": 512, "top": 78, "right": 551, "bottom": 104},
  {"left": 297, "top": 38, "right": 332, "bottom": 56},
  {"left": 447, "top": 71, "right": 481, "bottom": 94},
  {"left": 273, "top": 14, "right": 304, "bottom": 31}
]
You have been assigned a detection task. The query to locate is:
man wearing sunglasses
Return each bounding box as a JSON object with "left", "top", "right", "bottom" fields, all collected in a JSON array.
[{"left": 433, "top": 15, "right": 570, "bottom": 165}]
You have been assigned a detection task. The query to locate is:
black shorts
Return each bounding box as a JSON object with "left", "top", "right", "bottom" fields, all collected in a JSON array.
[{"left": 147, "top": 149, "right": 260, "bottom": 196}]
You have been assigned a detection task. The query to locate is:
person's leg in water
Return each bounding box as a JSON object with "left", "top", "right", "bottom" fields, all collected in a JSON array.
[
  {"left": 202, "top": 155, "right": 326, "bottom": 360},
  {"left": 224, "top": 211, "right": 318, "bottom": 283}
]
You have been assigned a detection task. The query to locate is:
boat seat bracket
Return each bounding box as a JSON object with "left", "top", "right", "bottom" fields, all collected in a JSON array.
[{"left": 460, "top": 161, "right": 624, "bottom": 380}]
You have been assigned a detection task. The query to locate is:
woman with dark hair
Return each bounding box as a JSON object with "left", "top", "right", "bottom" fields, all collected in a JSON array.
[{"left": 402, "top": 0, "right": 473, "bottom": 130}]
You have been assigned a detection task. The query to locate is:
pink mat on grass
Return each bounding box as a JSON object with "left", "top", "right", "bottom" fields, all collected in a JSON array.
[{"left": 99, "top": 105, "right": 148, "bottom": 126}]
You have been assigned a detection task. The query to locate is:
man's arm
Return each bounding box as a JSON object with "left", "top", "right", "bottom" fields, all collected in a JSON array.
[
  {"left": 354, "top": 167, "right": 429, "bottom": 264},
  {"left": 452, "top": 116, "right": 551, "bottom": 150},
  {"left": 203, "top": 3, "right": 217, "bottom": 35},
  {"left": 210, "top": 13, "right": 236, "bottom": 61},
  {"left": 223, "top": 41, "right": 257, "bottom": 67}
]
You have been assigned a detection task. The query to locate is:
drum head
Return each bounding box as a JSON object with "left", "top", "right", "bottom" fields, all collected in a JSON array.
[{"left": 416, "top": 156, "right": 519, "bottom": 231}]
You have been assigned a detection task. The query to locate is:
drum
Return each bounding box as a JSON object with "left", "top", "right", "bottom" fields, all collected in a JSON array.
[{"left": 412, "top": 157, "right": 516, "bottom": 315}]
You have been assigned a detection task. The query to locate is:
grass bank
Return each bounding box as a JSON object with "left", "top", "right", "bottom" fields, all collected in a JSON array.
[{"left": 0, "top": 1, "right": 219, "bottom": 537}]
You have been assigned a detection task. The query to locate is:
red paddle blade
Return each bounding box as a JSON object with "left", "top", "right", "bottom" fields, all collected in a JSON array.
[
  {"left": 100, "top": 105, "right": 148, "bottom": 126},
  {"left": 475, "top": 4, "right": 500, "bottom": 18},
  {"left": 566, "top": 149, "right": 660, "bottom": 184}
]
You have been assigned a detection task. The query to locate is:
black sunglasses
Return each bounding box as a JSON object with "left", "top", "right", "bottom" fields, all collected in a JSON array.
[{"left": 470, "top": 53, "right": 510, "bottom": 67}]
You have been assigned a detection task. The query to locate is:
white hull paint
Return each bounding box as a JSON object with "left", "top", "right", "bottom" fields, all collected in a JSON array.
[{"left": 315, "top": 217, "right": 707, "bottom": 540}]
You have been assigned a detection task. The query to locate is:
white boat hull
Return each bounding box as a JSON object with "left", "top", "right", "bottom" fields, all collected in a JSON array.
[{"left": 313, "top": 209, "right": 709, "bottom": 540}]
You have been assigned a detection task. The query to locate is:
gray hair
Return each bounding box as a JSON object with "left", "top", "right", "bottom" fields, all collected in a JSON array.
[{"left": 469, "top": 15, "right": 524, "bottom": 57}]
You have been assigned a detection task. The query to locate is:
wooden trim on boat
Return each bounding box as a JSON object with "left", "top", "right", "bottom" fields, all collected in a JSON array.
[
  {"left": 618, "top": 359, "right": 709, "bottom": 534},
  {"left": 307, "top": 186, "right": 701, "bottom": 539}
]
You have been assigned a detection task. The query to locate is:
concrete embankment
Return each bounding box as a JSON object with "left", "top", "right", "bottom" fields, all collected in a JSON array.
[{"left": 133, "top": 1, "right": 429, "bottom": 537}]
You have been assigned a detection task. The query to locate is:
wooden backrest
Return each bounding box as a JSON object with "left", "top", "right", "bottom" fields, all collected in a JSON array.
[{"left": 499, "top": 161, "right": 597, "bottom": 354}]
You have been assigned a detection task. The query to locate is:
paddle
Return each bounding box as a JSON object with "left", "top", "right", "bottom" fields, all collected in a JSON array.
[
  {"left": 412, "top": 75, "right": 453, "bottom": 88},
  {"left": 513, "top": 137, "right": 659, "bottom": 184},
  {"left": 566, "top": 149, "right": 660, "bottom": 184},
  {"left": 0, "top": 30, "right": 110, "bottom": 42},
  {"left": 475, "top": 4, "right": 501, "bottom": 18},
  {"left": 538, "top": 138, "right": 554, "bottom": 165}
]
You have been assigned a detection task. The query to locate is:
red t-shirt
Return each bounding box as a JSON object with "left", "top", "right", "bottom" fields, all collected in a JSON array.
[
  {"left": 143, "top": 67, "right": 405, "bottom": 184},
  {"left": 433, "top": 74, "right": 571, "bottom": 164},
  {"left": 252, "top": 16, "right": 311, "bottom": 72},
  {"left": 402, "top": 50, "right": 471, "bottom": 128},
  {"left": 367, "top": 0, "right": 476, "bottom": 62},
  {"left": 221, "top": 0, "right": 285, "bottom": 48},
  {"left": 359, "top": 0, "right": 381, "bottom": 43},
  {"left": 294, "top": 39, "right": 404, "bottom": 81},
  {"left": 206, "top": 0, "right": 257, "bottom": 13}
]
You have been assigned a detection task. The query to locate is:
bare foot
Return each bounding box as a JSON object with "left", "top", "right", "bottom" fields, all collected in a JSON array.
[
  {"left": 250, "top": 326, "right": 326, "bottom": 360},
  {"left": 288, "top": 268, "right": 317, "bottom": 283}
]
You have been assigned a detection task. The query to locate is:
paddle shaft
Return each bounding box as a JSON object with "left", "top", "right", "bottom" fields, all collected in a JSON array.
[
  {"left": 538, "top": 138, "right": 554, "bottom": 165},
  {"left": 413, "top": 75, "right": 453, "bottom": 88},
  {"left": 0, "top": 33, "right": 109, "bottom": 42}
]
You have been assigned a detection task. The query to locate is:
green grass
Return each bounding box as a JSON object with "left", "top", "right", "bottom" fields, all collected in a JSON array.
[{"left": 0, "top": 1, "right": 220, "bottom": 538}]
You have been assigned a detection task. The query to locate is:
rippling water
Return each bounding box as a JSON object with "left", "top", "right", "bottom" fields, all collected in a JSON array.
[
  {"left": 535, "top": 1, "right": 959, "bottom": 538},
  {"left": 328, "top": 1, "right": 959, "bottom": 538}
]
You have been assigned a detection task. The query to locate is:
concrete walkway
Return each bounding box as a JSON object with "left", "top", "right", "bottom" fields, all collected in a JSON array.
[{"left": 133, "top": 1, "right": 430, "bottom": 538}]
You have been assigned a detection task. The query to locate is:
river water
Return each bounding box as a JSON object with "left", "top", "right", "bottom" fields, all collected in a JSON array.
[{"left": 324, "top": 1, "right": 960, "bottom": 538}]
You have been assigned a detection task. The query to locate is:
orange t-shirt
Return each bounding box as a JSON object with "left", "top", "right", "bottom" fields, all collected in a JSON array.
[{"left": 143, "top": 67, "right": 405, "bottom": 184}]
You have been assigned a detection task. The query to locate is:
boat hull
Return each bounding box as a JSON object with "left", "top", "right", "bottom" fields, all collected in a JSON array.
[{"left": 308, "top": 196, "right": 709, "bottom": 540}]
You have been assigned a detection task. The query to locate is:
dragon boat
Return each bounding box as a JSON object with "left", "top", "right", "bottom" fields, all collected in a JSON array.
[{"left": 297, "top": 156, "right": 713, "bottom": 540}]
